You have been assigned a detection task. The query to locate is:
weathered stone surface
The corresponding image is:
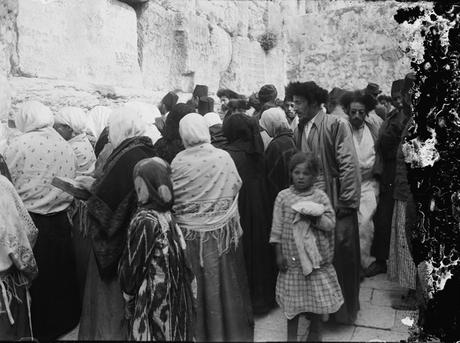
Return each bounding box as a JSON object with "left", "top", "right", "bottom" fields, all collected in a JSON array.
[
  {"left": 0, "top": 0, "right": 18, "bottom": 77},
  {"left": 0, "top": 76, "right": 11, "bottom": 121},
  {"left": 16, "top": 0, "right": 142, "bottom": 87},
  {"left": 371, "top": 289, "right": 406, "bottom": 307},
  {"left": 139, "top": 2, "right": 232, "bottom": 93},
  {"left": 286, "top": 1, "right": 420, "bottom": 94},
  {"left": 351, "top": 327, "right": 409, "bottom": 342},
  {"left": 220, "top": 37, "right": 286, "bottom": 98},
  {"left": 8, "top": 76, "right": 192, "bottom": 113},
  {"left": 355, "top": 301, "right": 396, "bottom": 329}
]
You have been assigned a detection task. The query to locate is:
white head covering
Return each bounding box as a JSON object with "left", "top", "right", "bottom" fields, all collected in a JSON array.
[
  {"left": 15, "top": 101, "right": 54, "bottom": 133},
  {"left": 87, "top": 106, "right": 112, "bottom": 139},
  {"left": 179, "top": 113, "right": 211, "bottom": 148},
  {"left": 203, "top": 112, "right": 222, "bottom": 128},
  {"left": 260, "top": 107, "right": 290, "bottom": 138},
  {"left": 123, "top": 101, "right": 162, "bottom": 145},
  {"left": 108, "top": 103, "right": 150, "bottom": 148},
  {"left": 54, "top": 106, "right": 88, "bottom": 135}
]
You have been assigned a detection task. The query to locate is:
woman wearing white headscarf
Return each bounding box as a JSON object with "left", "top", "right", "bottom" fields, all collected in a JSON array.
[
  {"left": 125, "top": 100, "right": 162, "bottom": 146},
  {"left": 260, "top": 107, "right": 298, "bottom": 211},
  {"left": 54, "top": 106, "right": 96, "bottom": 176},
  {"left": 78, "top": 104, "right": 156, "bottom": 340},
  {"left": 3, "top": 100, "right": 80, "bottom": 341},
  {"left": 87, "top": 106, "right": 112, "bottom": 141},
  {"left": 54, "top": 107, "right": 98, "bottom": 307},
  {"left": 172, "top": 113, "right": 254, "bottom": 342}
]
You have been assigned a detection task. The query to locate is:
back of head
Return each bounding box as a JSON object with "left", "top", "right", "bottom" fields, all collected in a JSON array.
[
  {"left": 55, "top": 106, "right": 89, "bottom": 135},
  {"left": 226, "top": 99, "right": 251, "bottom": 116},
  {"left": 285, "top": 81, "right": 328, "bottom": 106},
  {"left": 88, "top": 106, "right": 112, "bottom": 138},
  {"left": 125, "top": 100, "right": 161, "bottom": 125},
  {"left": 222, "top": 113, "right": 264, "bottom": 155},
  {"left": 193, "top": 84, "right": 209, "bottom": 99},
  {"left": 258, "top": 84, "right": 278, "bottom": 104},
  {"left": 164, "top": 103, "right": 196, "bottom": 141},
  {"left": 217, "top": 88, "right": 240, "bottom": 100},
  {"left": 108, "top": 103, "right": 149, "bottom": 148},
  {"left": 260, "top": 107, "right": 290, "bottom": 137},
  {"left": 16, "top": 100, "right": 54, "bottom": 133},
  {"left": 161, "top": 91, "right": 179, "bottom": 113},
  {"left": 179, "top": 112, "right": 211, "bottom": 148},
  {"left": 198, "top": 96, "right": 215, "bottom": 116}
]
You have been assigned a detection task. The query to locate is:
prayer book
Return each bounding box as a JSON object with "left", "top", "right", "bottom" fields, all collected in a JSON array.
[{"left": 51, "top": 176, "right": 92, "bottom": 201}]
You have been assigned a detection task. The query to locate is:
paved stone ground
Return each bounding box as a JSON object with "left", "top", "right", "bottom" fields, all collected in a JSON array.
[{"left": 60, "top": 273, "right": 417, "bottom": 342}]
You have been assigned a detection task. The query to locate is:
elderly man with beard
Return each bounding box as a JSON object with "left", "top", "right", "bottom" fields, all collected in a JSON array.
[
  {"left": 340, "top": 90, "right": 382, "bottom": 280},
  {"left": 288, "top": 81, "right": 361, "bottom": 325}
]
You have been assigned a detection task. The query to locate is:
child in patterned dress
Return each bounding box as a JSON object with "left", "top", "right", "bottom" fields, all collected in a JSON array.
[{"left": 270, "top": 152, "right": 344, "bottom": 341}]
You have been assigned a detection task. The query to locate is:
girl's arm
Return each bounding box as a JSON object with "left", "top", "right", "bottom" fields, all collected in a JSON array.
[{"left": 314, "top": 191, "right": 336, "bottom": 232}]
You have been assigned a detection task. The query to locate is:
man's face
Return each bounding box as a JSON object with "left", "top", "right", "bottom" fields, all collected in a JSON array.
[
  {"left": 392, "top": 94, "right": 403, "bottom": 110},
  {"left": 348, "top": 102, "right": 367, "bottom": 129},
  {"left": 285, "top": 101, "right": 296, "bottom": 119},
  {"left": 293, "top": 95, "right": 316, "bottom": 121},
  {"left": 219, "top": 96, "right": 229, "bottom": 113}
]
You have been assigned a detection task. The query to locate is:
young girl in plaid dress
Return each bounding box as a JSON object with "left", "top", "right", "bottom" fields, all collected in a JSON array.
[{"left": 270, "top": 152, "right": 344, "bottom": 341}]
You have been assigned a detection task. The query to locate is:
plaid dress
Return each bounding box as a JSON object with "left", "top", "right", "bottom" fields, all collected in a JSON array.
[{"left": 270, "top": 186, "right": 344, "bottom": 319}]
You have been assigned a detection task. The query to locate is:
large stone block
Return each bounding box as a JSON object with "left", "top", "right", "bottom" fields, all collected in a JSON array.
[
  {"left": 285, "top": 1, "right": 417, "bottom": 94},
  {"left": 140, "top": 3, "right": 232, "bottom": 93},
  {"left": 0, "top": 76, "right": 11, "bottom": 121},
  {"left": 0, "top": 0, "right": 18, "bottom": 76},
  {"left": 16, "top": 0, "right": 142, "bottom": 88},
  {"left": 220, "top": 37, "right": 286, "bottom": 98}
]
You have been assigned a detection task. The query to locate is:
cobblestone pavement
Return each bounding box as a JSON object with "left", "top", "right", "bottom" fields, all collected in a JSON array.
[{"left": 60, "top": 273, "right": 417, "bottom": 342}]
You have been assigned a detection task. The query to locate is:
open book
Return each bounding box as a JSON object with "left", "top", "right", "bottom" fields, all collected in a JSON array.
[{"left": 51, "top": 176, "right": 91, "bottom": 201}]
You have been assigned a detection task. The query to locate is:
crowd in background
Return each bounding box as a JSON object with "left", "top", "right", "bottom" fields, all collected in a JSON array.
[{"left": 0, "top": 73, "right": 421, "bottom": 342}]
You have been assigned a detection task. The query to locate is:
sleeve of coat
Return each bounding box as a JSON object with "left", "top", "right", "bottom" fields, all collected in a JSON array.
[{"left": 333, "top": 119, "right": 361, "bottom": 210}]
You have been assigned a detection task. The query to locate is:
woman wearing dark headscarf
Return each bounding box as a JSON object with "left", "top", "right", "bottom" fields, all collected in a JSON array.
[
  {"left": 223, "top": 113, "right": 277, "bottom": 315},
  {"left": 152, "top": 103, "right": 195, "bottom": 164},
  {"left": 260, "top": 107, "right": 298, "bottom": 212},
  {"left": 118, "top": 157, "right": 195, "bottom": 341},
  {"left": 78, "top": 105, "right": 156, "bottom": 340}
]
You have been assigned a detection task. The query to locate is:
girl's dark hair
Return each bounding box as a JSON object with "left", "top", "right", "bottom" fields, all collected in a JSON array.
[
  {"left": 288, "top": 151, "right": 320, "bottom": 177},
  {"left": 340, "top": 90, "right": 378, "bottom": 113},
  {"left": 285, "top": 81, "right": 328, "bottom": 106},
  {"left": 217, "top": 88, "right": 241, "bottom": 100}
]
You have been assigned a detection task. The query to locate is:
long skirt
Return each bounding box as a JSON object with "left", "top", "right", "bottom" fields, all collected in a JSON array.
[
  {"left": 388, "top": 200, "right": 417, "bottom": 290},
  {"left": 78, "top": 250, "right": 127, "bottom": 340},
  {"left": 70, "top": 200, "right": 92, "bottom": 306},
  {"left": 184, "top": 233, "right": 254, "bottom": 342},
  {"left": 332, "top": 212, "right": 361, "bottom": 324},
  {"left": 0, "top": 270, "right": 33, "bottom": 340},
  {"left": 372, "top": 188, "right": 395, "bottom": 261},
  {"left": 29, "top": 211, "right": 81, "bottom": 340},
  {"left": 358, "top": 180, "right": 378, "bottom": 269}
]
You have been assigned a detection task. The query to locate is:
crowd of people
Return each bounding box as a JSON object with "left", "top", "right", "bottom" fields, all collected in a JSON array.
[{"left": 0, "top": 74, "right": 419, "bottom": 342}]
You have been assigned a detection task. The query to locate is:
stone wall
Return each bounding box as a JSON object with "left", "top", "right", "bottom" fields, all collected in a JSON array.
[{"left": 0, "top": 0, "right": 425, "bottom": 117}]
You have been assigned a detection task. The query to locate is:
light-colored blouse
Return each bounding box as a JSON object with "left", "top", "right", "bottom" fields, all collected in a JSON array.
[{"left": 4, "top": 127, "right": 77, "bottom": 214}]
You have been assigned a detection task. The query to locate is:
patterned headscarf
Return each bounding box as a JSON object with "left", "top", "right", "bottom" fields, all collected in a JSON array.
[
  {"left": 15, "top": 101, "right": 54, "bottom": 133},
  {"left": 133, "top": 157, "right": 174, "bottom": 212}
]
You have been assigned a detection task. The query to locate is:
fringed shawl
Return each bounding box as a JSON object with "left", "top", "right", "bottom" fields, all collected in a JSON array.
[
  {"left": 171, "top": 143, "right": 243, "bottom": 265},
  {"left": 86, "top": 136, "right": 156, "bottom": 280}
]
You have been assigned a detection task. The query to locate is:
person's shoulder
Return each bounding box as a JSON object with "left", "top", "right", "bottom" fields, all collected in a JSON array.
[{"left": 277, "top": 187, "right": 292, "bottom": 200}]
